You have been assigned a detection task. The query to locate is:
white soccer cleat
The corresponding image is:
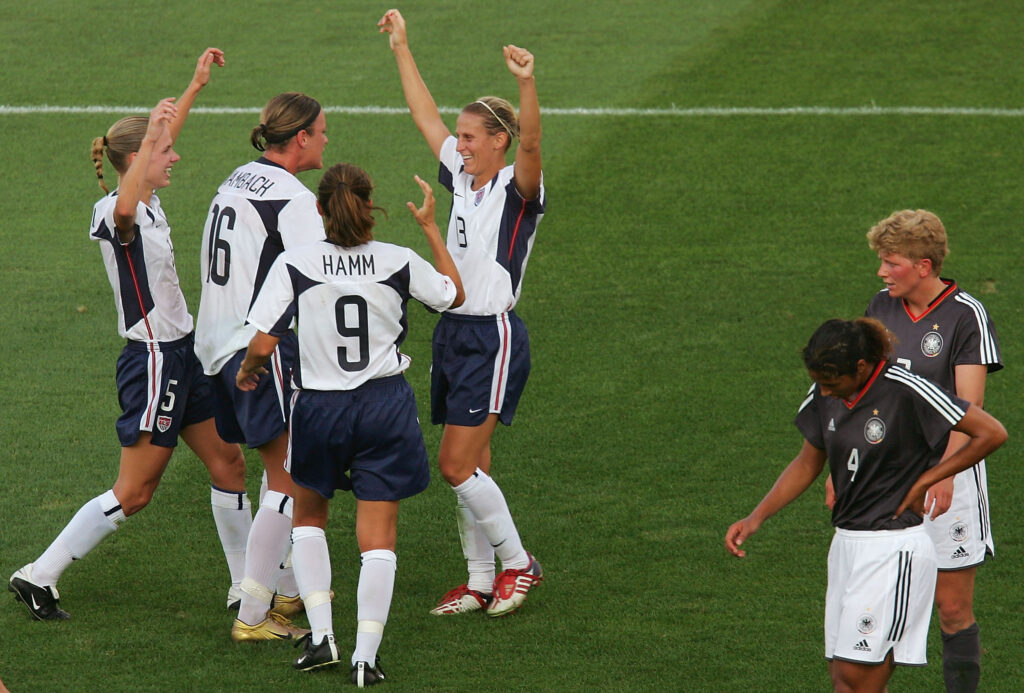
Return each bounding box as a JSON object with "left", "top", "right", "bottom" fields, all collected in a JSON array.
[
  {"left": 486, "top": 554, "right": 543, "bottom": 618},
  {"left": 429, "top": 584, "right": 492, "bottom": 615}
]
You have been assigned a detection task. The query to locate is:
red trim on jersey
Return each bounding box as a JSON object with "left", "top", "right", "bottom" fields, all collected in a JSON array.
[
  {"left": 843, "top": 361, "right": 887, "bottom": 410},
  {"left": 493, "top": 313, "right": 511, "bottom": 410},
  {"left": 507, "top": 199, "right": 528, "bottom": 260},
  {"left": 121, "top": 238, "right": 155, "bottom": 342},
  {"left": 902, "top": 280, "right": 956, "bottom": 322}
]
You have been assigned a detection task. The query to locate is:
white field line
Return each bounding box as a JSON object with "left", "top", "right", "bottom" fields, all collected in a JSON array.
[{"left": 3, "top": 104, "right": 1024, "bottom": 117}]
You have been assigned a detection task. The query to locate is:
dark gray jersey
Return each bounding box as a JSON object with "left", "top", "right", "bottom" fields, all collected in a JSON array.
[
  {"left": 796, "top": 363, "right": 969, "bottom": 531},
  {"left": 865, "top": 280, "right": 1002, "bottom": 392}
]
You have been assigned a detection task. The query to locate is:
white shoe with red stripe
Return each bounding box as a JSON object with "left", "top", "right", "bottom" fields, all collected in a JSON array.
[
  {"left": 486, "top": 554, "right": 543, "bottom": 618},
  {"left": 429, "top": 584, "right": 492, "bottom": 615}
]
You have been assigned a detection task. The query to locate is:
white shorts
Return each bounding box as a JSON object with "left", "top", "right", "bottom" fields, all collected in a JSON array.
[
  {"left": 925, "top": 461, "right": 993, "bottom": 570},
  {"left": 825, "top": 525, "right": 937, "bottom": 666}
]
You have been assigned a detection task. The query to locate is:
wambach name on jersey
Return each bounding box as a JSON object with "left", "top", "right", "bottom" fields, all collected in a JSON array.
[{"left": 222, "top": 169, "right": 275, "bottom": 197}]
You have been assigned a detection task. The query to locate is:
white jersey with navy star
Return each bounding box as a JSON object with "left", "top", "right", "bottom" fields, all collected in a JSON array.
[
  {"left": 247, "top": 239, "right": 458, "bottom": 391},
  {"left": 195, "top": 158, "right": 325, "bottom": 375},
  {"left": 438, "top": 136, "right": 545, "bottom": 315},
  {"left": 89, "top": 192, "right": 193, "bottom": 342}
]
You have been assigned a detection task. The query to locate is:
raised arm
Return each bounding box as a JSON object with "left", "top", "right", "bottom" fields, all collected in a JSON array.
[
  {"left": 408, "top": 175, "right": 465, "bottom": 308},
  {"left": 725, "top": 439, "right": 827, "bottom": 558},
  {"left": 168, "top": 48, "right": 224, "bottom": 144},
  {"left": 113, "top": 99, "right": 177, "bottom": 243},
  {"left": 505, "top": 45, "right": 542, "bottom": 201},
  {"left": 378, "top": 9, "right": 450, "bottom": 158}
]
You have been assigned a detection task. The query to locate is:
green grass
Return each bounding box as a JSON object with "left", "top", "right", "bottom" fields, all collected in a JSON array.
[{"left": 3, "top": 1, "right": 1024, "bottom": 691}]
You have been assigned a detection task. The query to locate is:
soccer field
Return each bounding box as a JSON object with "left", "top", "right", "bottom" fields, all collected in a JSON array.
[{"left": 2, "top": 1, "right": 1024, "bottom": 691}]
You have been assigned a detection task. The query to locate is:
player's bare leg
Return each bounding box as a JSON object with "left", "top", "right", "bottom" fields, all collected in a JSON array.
[{"left": 935, "top": 567, "right": 981, "bottom": 692}]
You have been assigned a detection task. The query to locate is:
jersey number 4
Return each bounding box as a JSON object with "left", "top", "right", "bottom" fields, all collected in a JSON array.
[{"left": 206, "top": 204, "right": 236, "bottom": 286}]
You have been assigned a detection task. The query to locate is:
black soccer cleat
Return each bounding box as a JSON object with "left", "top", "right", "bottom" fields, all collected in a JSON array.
[
  {"left": 351, "top": 656, "right": 386, "bottom": 687},
  {"left": 292, "top": 633, "right": 341, "bottom": 672},
  {"left": 9, "top": 565, "right": 70, "bottom": 621}
]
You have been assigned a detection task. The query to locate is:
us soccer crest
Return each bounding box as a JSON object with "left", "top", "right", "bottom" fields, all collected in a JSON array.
[
  {"left": 863, "top": 417, "right": 885, "bottom": 444},
  {"left": 156, "top": 415, "right": 172, "bottom": 433},
  {"left": 921, "top": 330, "right": 943, "bottom": 358},
  {"left": 857, "top": 613, "right": 877, "bottom": 635}
]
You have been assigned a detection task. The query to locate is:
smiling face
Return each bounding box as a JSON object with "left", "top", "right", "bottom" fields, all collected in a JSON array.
[
  {"left": 145, "top": 129, "right": 180, "bottom": 190},
  {"left": 455, "top": 111, "right": 506, "bottom": 182}
]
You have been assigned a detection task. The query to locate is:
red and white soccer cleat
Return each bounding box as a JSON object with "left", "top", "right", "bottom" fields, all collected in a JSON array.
[
  {"left": 429, "top": 584, "right": 492, "bottom": 615},
  {"left": 486, "top": 554, "right": 543, "bottom": 618}
]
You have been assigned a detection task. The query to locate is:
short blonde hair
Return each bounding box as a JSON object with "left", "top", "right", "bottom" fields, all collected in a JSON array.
[
  {"left": 463, "top": 96, "right": 518, "bottom": 151},
  {"left": 866, "top": 209, "right": 949, "bottom": 272}
]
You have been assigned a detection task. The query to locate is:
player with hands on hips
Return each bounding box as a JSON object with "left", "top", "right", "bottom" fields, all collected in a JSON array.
[
  {"left": 195, "top": 91, "right": 329, "bottom": 642},
  {"left": 379, "top": 7, "right": 546, "bottom": 619},
  {"left": 9, "top": 50, "right": 253, "bottom": 622},
  {"left": 236, "top": 163, "right": 463, "bottom": 684},
  {"left": 824, "top": 210, "right": 1002, "bottom": 693},
  {"left": 725, "top": 318, "right": 1006, "bottom": 693}
]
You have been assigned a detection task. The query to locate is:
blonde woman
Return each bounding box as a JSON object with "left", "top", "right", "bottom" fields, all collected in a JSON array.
[{"left": 9, "top": 49, "right": 252, "bottom": 621}]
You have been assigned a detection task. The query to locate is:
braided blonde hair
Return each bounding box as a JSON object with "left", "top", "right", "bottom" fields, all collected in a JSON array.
[{"left": 90, "top": 116, "right": 148, "bottom": 193}]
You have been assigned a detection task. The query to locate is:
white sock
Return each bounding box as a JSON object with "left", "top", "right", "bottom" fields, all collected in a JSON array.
[
  {"left": 292, "top": 525, "right": 333, "bottom": 645},
  {"left": 238, "top": 490, "right": 292, "bottom": 625},
  {"left": 276, "top": 549, "right": 299, "bottom": 598},
  {"left": 353, "top": 549, "right": 396, "bottom": 666},
  {"left": 33, "top": 489, "right": 125, "bottom": 586},
  {"left": 210, "top": 486, "right": 251, "bottom": 594},
  {"left": 457, "top": 501, "right": 495, "bottom": 593},
  {"left": 452, "top": 470, "right": 528, "bottom": 570}
]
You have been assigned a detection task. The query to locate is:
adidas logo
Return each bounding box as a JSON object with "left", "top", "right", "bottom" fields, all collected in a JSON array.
[
  {"left": 853, "top": 639, "right": 871, "bottom": 652},
  {"left": 951, "top": 546, "right": 970, "bottom": 560},
  {"left": 828, "top": 418, "right": 836, "bottom": 432}
]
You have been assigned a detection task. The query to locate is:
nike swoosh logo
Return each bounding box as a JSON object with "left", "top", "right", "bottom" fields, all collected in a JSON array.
[
  {"left": 469, "top": 408, "right": 484, "bottom": 414},
  {"left": 31, "top": 594, "right": 41, "bottom": 610}
]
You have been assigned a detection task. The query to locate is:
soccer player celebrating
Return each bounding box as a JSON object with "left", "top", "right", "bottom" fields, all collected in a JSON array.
[
  {"left": 726, "top": 317, "right": 1006, "bottom": 693},
  {"left": 9, "top": 50, "right": 252, "bottom": 620},
  {"left": 828, "top": 210, "right": 1001, "bottom": 692},
  {"left": 236, "top": 164, "right": 464, "bottom": 684},
  {"left": 379, "top": 7, "right": 546, "bottom": 618},
  {"left": 194, "top": 92, "right": 328, "bottom": 642}
]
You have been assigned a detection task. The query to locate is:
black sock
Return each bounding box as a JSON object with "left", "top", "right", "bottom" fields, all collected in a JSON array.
[{"left": 941, "top": 622, "right": 981, "bottom": 693}]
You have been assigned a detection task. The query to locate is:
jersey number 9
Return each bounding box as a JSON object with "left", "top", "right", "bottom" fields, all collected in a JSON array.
[{"left": 335, "top": 296, "right": 370, "bottom": 372}]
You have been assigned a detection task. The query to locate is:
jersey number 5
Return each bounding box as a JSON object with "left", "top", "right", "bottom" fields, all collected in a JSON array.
[
  {"left": 206, "top": 204, "right": 236, "bottom": 286},
  {"left": 335, "top": 296, "right": 370, "bottom": 372}
]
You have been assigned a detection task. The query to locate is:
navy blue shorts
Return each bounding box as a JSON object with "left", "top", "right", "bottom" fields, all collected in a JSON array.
[
  {"left": 115, "top": 334, "right": 217, "bottom": 448},
  {"left": 288, "top": 375, "right": 430, "bottom": 501},
  {"left": 430, "top": 311, "right": 530, "bottom": 427},
  {"left": 210, "top": 331, "right": 296, "bottom": 448}
]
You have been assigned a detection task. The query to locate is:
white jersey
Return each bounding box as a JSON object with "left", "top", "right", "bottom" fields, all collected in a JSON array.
[
  {"left": 195, "top": 158, "right": 325, "bottom": 375},
  {"left": 247, "top": 239, "right": 458, "bottom": 391},
  {"left": 438, "top": 136, "right": 545, "bottom": 315},
  {"left": 89, "top": 192, "right": 193, "bottom": 342}
]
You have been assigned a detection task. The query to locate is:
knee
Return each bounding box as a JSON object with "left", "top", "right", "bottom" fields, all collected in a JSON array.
[
  {"left": 936, "top": 595, "right": 974, "bottom": 631},
  {"left": 438, "top": 453, "right": 473, "bottom": 486},
  {"left": 210, "top": 445, "right": 247, "bottom": 489},
  {"left": 114, "top": 486, "right": 155, "bottom": 516}
]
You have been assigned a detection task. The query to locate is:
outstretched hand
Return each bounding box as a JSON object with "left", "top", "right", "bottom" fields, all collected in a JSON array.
[
  {"left": 146, "top": 98, "right": 178, "bottom": 141},
  {"left": 406, "top": 175, "right": 437, "bottom": 230},
  {"left": 192, "top": 48, "right": 225, "bottom": 88},
  {"left": 378, "top": 8, "right": 407, "bottom": 49},
  {"left": 504, "top": 44, "right": 534, "bottom": 80}
]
